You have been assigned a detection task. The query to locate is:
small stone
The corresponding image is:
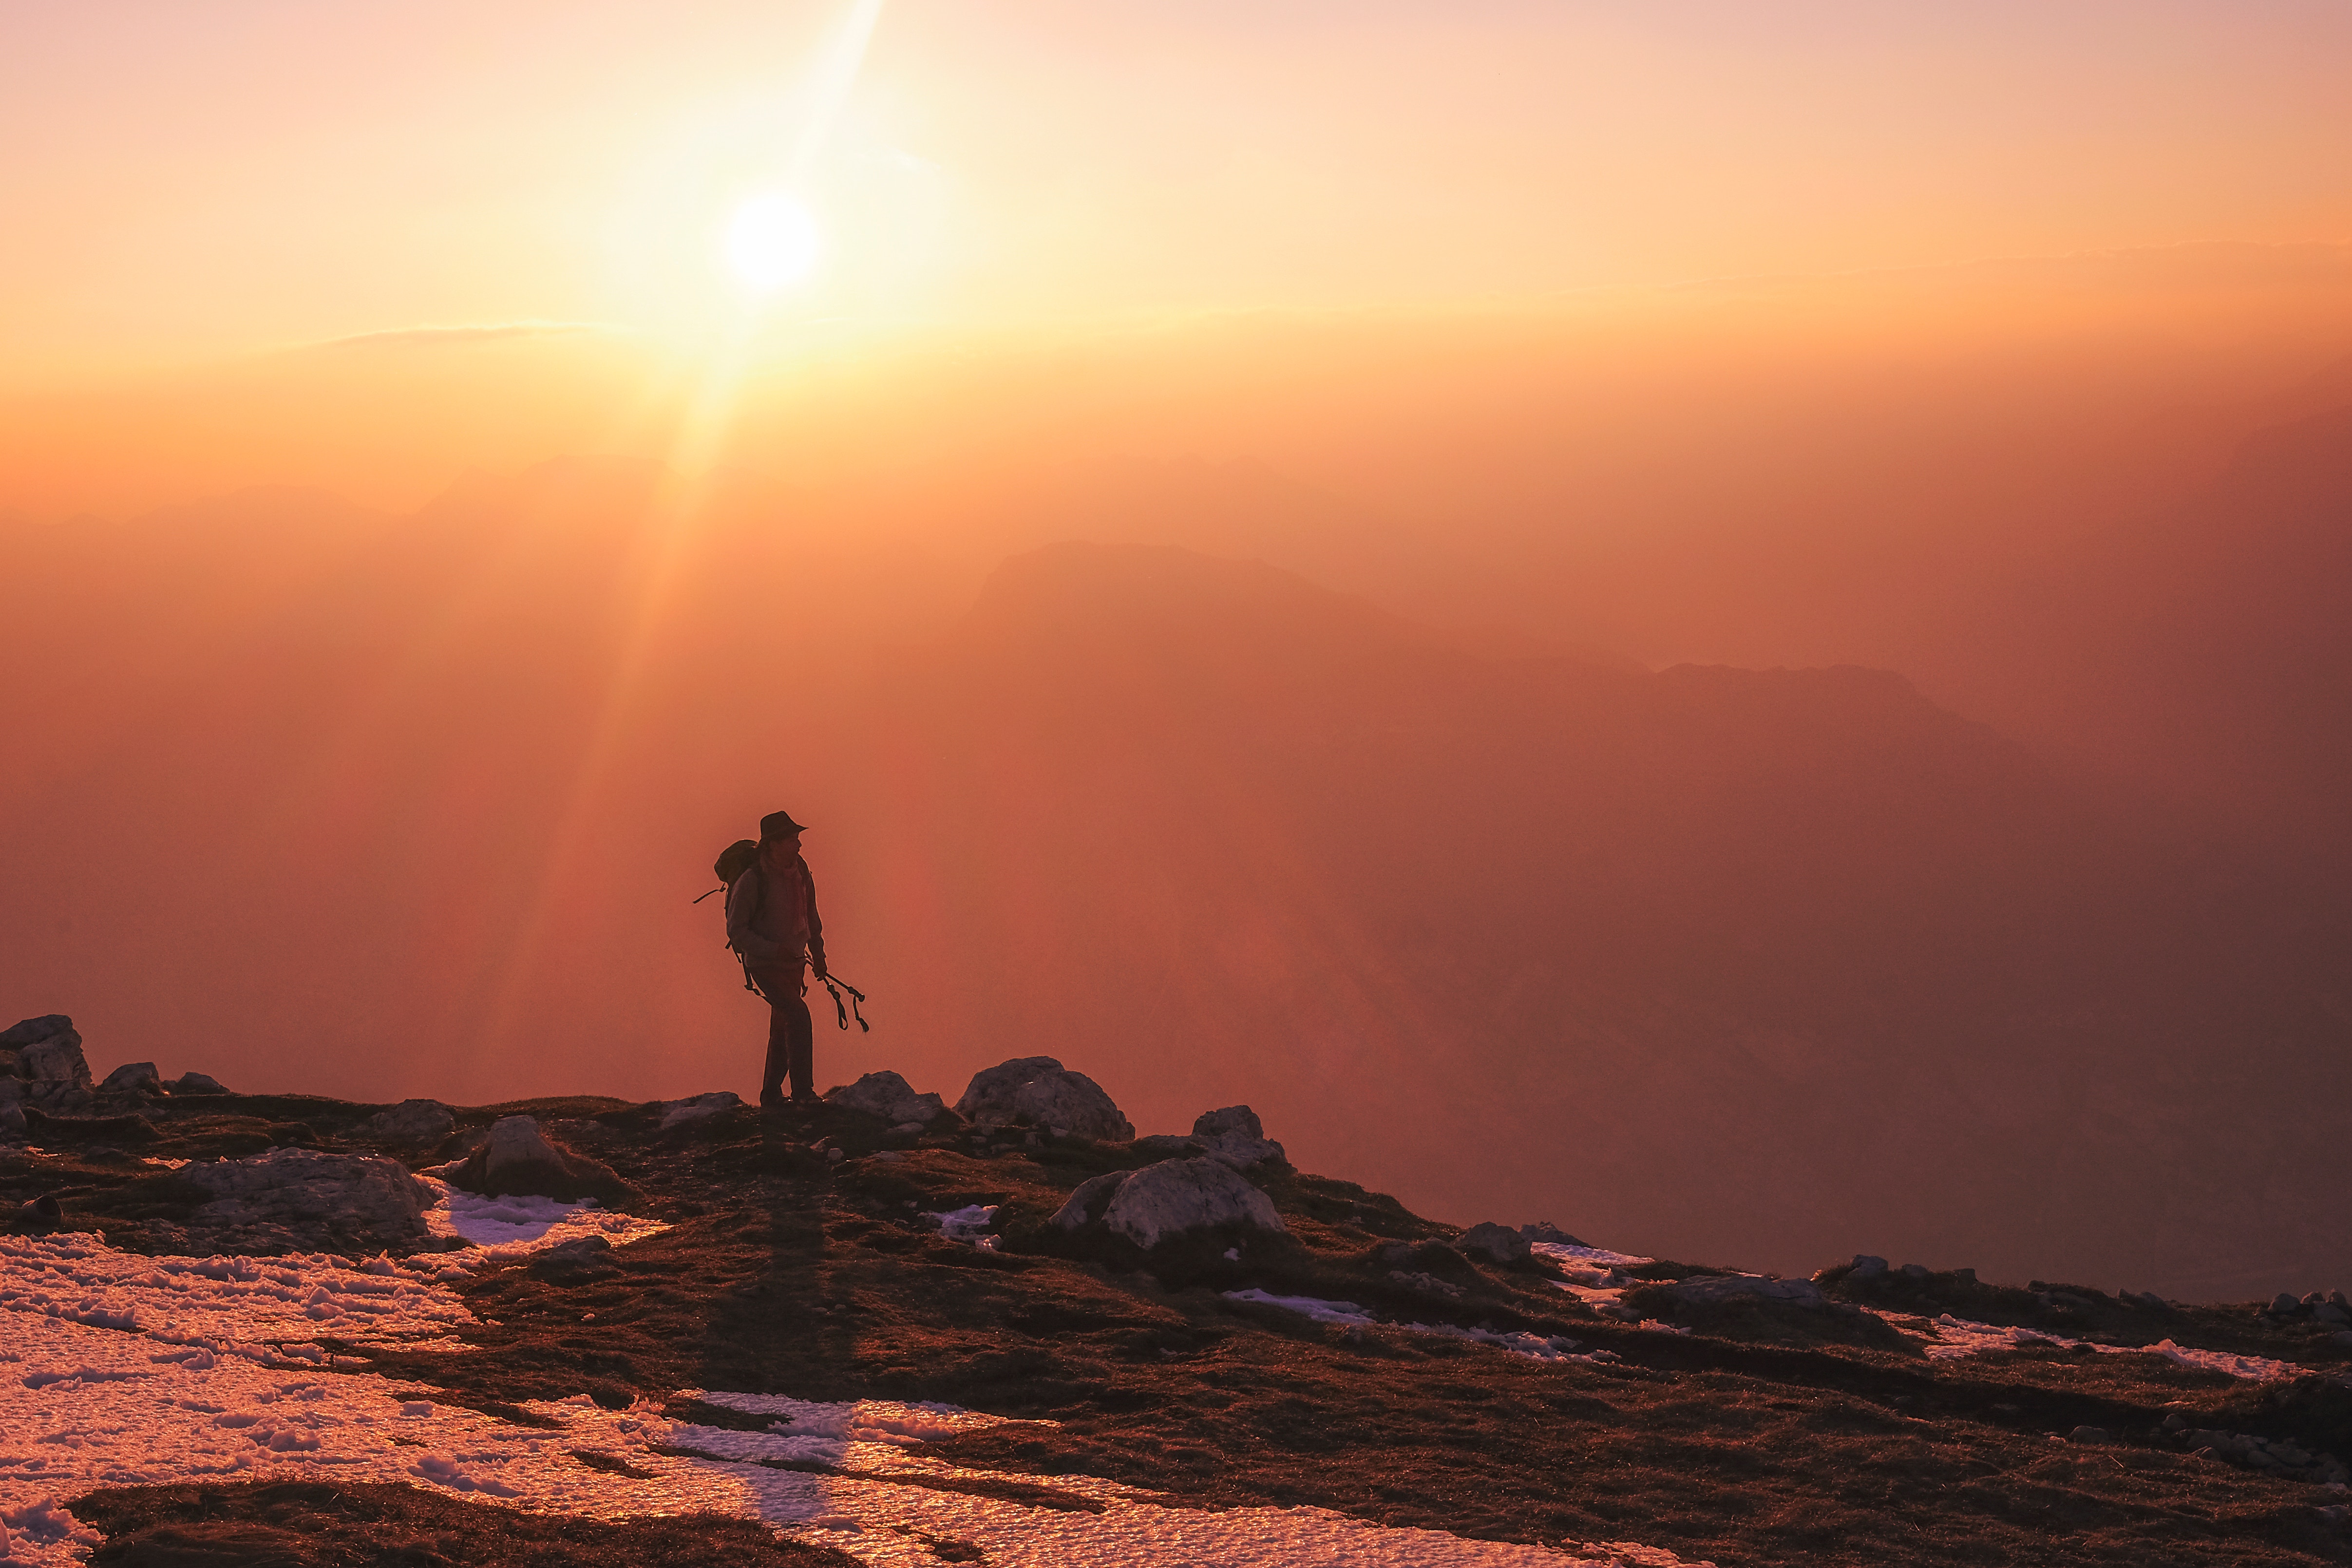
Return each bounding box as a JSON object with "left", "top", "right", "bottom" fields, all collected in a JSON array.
[
  {"left": 449, "top": 1115, "right": 636, "bottom": 1206},
  {"left": 99, "top": 1062, "right": 163, "bottom": 1096},
  {"left": 16, "top": 1193, "right": 63, "bottom": 1229},
  {"left": 824, "top": 1071, "right": 948, "bottom": 1127},
  {"left": 1900, "top": 1263, "right": 1931, "bottom": 1281},
  {"left": 2069, "top": 1426, "right": 2111, "bottom": 1444},
  {"left": 655, "top": 1091, "right": 743, "bottom": 1129},
  {"left": 363, "top": 1098, "right": 456, "bottom": 1144},
  {"left": 1459, "top": 1221, "right": 1532, "bottom": 1266},
  {"left": 826, "top": 1147, "right": 846, "bottom": 1163},
  {"left": 1185, "top": 1106, "right": 1288, "bottom": 1169},
  {"left": 2162, "top": 1413, "right": 2189, "bottom": 1431},
  {"left": 1670, "top": 1273, "right": 1828, "bottom": 1310},
  {"left": 888, "top": 1121, "right": 926, "bottom": 1137}
]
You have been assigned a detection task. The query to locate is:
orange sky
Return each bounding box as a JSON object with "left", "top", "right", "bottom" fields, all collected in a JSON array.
[{"left": 4, "top": 0, "right": 2349, "bottom": 386}]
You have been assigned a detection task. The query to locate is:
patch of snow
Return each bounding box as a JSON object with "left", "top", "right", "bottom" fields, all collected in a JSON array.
[
  {"left": 928, "top": 1205, "right": 998, "bottom": 1247},
  {"left": 0, "top": 1241, "right": 1712, "bottom": 1568},
  {"left": 139, "top": 1158, "right": 190, "bottom": 1171},
  {"left": 1892, "top": 1312, "right": 2306, "bottom": 1379},
  {"left": 1531, "top": 1243, "right": 1653, "bottom": 1269},
  {"left": 690, "top": 1390, "right": 1023, "bottom": 1448},
  {"left": 0, "top": 1233, "right": 479, "bottom": 1362},
  {"left": 417, "top": 1176, "right": 667, "bottom": 1254},
  {"left": 0, "top": 1232, "right": 1709, "bottom": 1567},
  {"left": 1222, "top": 1290, "right": 1617, "bottom": 1365},
  {"left": 1225, "top": 1290, "right": 1379, "bottom": 1326}
]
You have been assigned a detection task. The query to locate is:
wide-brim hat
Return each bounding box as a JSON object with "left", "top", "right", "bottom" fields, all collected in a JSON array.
[{"left": 759, "top": 810, "right": 809, "bottom": 841}]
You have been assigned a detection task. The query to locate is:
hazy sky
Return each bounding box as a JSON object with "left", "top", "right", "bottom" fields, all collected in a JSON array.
[{"left": 5, "top": 0, "right": 2348, "bottom": 380}]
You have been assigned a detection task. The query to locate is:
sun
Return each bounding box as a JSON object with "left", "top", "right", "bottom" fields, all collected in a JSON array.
[{"left": 724, "top": 192, "right": 820, "bottom": 291}]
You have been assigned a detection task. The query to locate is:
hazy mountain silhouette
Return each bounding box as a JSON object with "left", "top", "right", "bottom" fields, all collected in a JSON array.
[
  {"left": 4, "top": 469, "right": 2348, "bottom": 1300},
  {"left": 850, "top": 543, "right": 2352, "bottom": 1297}
]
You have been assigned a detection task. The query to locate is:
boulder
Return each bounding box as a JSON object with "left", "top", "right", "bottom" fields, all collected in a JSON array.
[
  {"left": 1459, "top": 1221, "right": 1532, "bottom": 1266},
  {"left": 363, "top": 1098, "right": 456, "bottom": 1144},
  {"left": 180, "top": 1148, "right": 434, "bottom": 1253},
  {"left": 0, "top": 1079, "right": 23, "bottom": 1139},
  {"left": 1096, "top": 1158, "right": 1285, "bottom": 1250},
  {"left": 21, "top": 1032, "right": 91, "bottom": 1089},
  {"left": 15, "top": 1024, "right": 94, "bottom": 1115},
  {"left": 1670, "top": 1273, "right": 1829, "bottom": 1310},
  {"left": 99, "top": 1061, "right": 163, "bottom": 1097},
  {"left": 0, "top": 1015, "right": 75, "bottom": 1051},
  {"left": 1847, "top": 1254, "right": 1890, "bottom": 1280},
  {"left": 1051, "top": 1170, "right": 1136, "bottom": 1232},
  {"left": 1188, "top": 1105, "right": 1287, "bottom": 1169},
  {"left": 825, "top": 1071, "right": 949, "bottom": 1127},
  {"left": 528, "top": 1234, "right": 619, "bottom": 1283},
  {"left": 956, "top": 1057, "right": 1133, "bottom": 1142},
  {"left": 448, "top": 1115, "right": 637, "bottom": 1207},
  {"left": 168, "top": 1073, "right": 231, "bottom": 1096}
]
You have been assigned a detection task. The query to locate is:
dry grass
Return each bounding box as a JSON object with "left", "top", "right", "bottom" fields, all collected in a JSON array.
[{"left": 10, "top": 1093, "right": 2352, "bottom": 1564}]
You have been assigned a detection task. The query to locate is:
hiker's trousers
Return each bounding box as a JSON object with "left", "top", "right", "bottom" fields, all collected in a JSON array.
[{"left": 750, "top": 963, "right": 814, "bottom": 1105}]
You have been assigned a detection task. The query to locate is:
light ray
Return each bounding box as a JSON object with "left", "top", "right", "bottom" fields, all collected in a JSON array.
[{"left": 473, "top": 0, "right": 891, "bottom": 1068}]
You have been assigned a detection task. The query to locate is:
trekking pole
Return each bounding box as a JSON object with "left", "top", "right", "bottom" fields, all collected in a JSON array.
[{"left": 817, "top": 972, "right": 871, "bottom": 1032}]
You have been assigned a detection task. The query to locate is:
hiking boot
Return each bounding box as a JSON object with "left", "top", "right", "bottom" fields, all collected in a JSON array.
[{"left": 788, "top": 1092, "right": 823, "bottom": 1107}]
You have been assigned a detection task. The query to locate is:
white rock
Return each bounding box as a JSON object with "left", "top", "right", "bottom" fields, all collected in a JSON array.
[
  {"left": 1100, "top": 1158, "right": 1286, "bottom": 1250},
  {"left": 956, "top": 1057, "right": 1133, "bottom": 1142},
  {"left": 181, "top": 1147, "right": 433, "bottom": 1252}
]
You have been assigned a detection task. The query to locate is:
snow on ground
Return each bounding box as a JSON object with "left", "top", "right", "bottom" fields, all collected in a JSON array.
[
  {"left": 928, "top": 1204, "right": 1000, "bottom": 1252},
  {"left": 1523, "top": 1244, "right": 1689, "bottom": 1334},
  {"left": 1530, "top": 1244, "right": 1654, "bottom": 1270},
  {"left": 0, "top": 1230, "right": 1720, "bottom": 1568},
  {"left": 1221, "top": 1290, "right": 1620, "bottom": 1365},
  {"left": 1887, "top": 1311, "right": 2307, "bottom": 1379},
  {"left": 417, "top": 1177, "right": 668, "bottom": 1253}
]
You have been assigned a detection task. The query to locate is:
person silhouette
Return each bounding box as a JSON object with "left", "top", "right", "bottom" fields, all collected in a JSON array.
[{"left": 725, "top": 810, "right": 830, "bottom": 1109}]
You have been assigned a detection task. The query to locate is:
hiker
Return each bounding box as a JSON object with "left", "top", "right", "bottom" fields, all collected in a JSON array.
[{"left": 726, "top": 810, "right": 829, "bottom": 1109}]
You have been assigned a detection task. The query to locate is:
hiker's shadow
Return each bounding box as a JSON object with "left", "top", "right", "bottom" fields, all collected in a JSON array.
[{"left": 692, "top": 1113, "right": 861, "bottom": 1399}]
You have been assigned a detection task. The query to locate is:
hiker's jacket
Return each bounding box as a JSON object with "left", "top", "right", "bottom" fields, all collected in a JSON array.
[{"left": 726, "top": 855, "right": 826, "bottom": 972}]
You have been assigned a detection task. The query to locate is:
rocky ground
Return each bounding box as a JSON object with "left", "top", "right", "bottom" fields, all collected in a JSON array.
[{"left": 7, "top": 1017, "right": 2352, "bottom": 1566}]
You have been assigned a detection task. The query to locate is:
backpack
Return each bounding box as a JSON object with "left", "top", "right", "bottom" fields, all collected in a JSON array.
[{"left": 694, "top": 839, "right": 760, "bottom": 905}]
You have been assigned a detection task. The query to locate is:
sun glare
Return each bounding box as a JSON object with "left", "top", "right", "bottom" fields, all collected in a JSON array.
[{"left": 725, "top": 193, "right": 820, "bottom": 291}]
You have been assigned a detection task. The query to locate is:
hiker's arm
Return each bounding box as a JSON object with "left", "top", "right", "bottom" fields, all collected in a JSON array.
[
  {"left": 725, "top": 869, "right": 780, "bottom": 964},
  {"left": 803, "top": 857, "right": 828, "bottom": 978}
]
